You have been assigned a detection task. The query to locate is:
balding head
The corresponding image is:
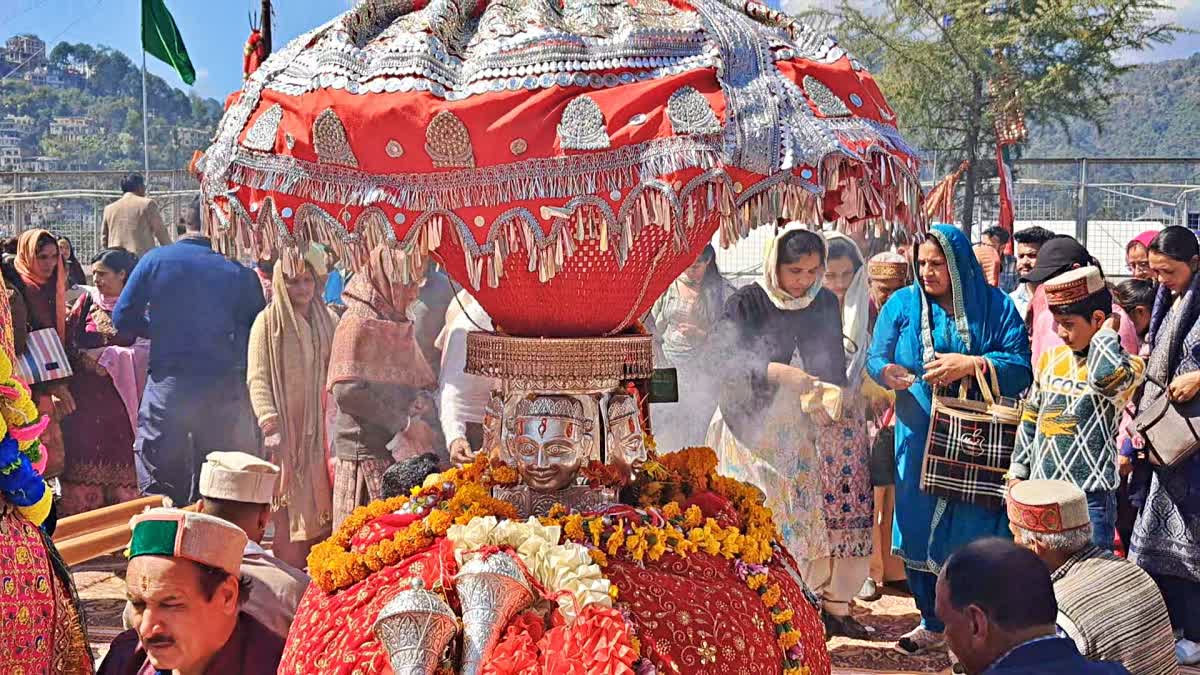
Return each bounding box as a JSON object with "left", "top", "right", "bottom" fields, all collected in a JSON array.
[{"left": 936, "top": 538, "right": 1058, "bottom": 674}]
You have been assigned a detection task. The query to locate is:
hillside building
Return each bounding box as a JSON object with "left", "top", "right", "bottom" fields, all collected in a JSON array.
[
  {"left": 1, "top": 115, "right": 35, "bottom": 135},
  {"left": 49, "top": 116, "right": 95, "bottom": 142},
  {"left": 3, "top": 35, "right": 46, "bottom": 69},
  {"left": 0, "top": 135, "right": 21, "bottom": 171}
]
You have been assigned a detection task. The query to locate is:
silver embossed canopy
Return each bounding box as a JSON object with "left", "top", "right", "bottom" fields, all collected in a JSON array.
[{"left": 199, "top": 0, "right": 920, "bottom": 337}]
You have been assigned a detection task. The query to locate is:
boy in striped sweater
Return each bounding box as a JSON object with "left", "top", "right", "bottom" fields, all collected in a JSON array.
[{"left": 1009, "top": 266, "right": 1146, "bottom": 551}]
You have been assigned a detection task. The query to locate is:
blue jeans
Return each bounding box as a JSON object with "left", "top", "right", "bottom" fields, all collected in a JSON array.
[
  {"left": 134, "top": 371, "right": 260, "bottom": 506},
  {"left": 1086, "top": 490, "right": 1117, "bottom": 552}
]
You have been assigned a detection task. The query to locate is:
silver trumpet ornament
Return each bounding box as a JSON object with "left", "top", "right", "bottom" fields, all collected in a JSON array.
[
  {"left": 372, "top": 579, "right": 458, "bottom": 675},
  {"left": 456, "top": 551, "right": 533, "bottom": 675}
]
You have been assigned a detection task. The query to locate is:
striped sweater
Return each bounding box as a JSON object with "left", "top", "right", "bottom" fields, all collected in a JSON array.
[
  {"left": 1011, "top": 327, "right": 1145, "bottom": 492},
  {"left": 1052, "top": 545, "right": 1177, "bottom": 675}
]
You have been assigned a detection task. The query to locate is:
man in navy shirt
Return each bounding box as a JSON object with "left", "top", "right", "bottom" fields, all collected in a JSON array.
[
  {"left": 114, "top": 198, "right": 266, "bottom": 506},
  {"left": 937, "top": 538, "right": 1131, "bottom": 675}
]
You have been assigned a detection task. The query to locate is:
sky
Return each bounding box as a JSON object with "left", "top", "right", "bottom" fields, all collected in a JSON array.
[{"left": 2, "top": 0, "right": 1199, "bottom": 100}]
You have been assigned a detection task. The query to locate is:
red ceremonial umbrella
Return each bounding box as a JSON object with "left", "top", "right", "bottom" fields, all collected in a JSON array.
[{"left": 199, "top": 0, "right": 921, "bottom": 337}]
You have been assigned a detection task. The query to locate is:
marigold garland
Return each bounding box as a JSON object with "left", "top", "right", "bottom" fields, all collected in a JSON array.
[
  {"left": 305, "top": 447, "right": 815, "bottom": 675},
  {"left": 307, "top": 458, "right": 517, "bottom": 592},
  {"left": 0, "top": 308, "right": 50, "bottom": 526}
]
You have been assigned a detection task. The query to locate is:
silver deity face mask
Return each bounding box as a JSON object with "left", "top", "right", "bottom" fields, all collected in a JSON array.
[
  {"left": 609, "top": 403, "right": 648, "bottom": 478},
  {"left": 510, "top": 415, "right": 590, "bottom": 492}
]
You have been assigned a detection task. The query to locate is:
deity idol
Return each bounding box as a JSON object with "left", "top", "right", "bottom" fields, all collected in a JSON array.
[
  {"left": 491, "top": 394, "right": 617, "bottom": 518},
  {"left": 605, "top": 393, "right": 648, "bottom": 480}
]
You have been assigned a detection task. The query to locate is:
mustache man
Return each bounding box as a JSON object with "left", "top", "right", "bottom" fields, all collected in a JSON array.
[{"left": 97, "top": 509, "right": 285, "bottom": 675}]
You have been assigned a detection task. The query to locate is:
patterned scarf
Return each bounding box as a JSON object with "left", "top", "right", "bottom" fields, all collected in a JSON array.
[
  {"left": 14, "top": 229, "right": 66, "bottom": 341},
  {"left": 1145, "top": 268, "right": 1200, "bottom": 387},
  {"left": 261, "top": 259, "right": 336, "bottom": 540},
  {"left": 327, "top": 245, "right": 434, "bottom": 390}
]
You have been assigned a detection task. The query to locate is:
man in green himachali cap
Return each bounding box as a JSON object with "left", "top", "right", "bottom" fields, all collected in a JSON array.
[{"left": 97, "top": 508, "right": 286, "bottom": 675}]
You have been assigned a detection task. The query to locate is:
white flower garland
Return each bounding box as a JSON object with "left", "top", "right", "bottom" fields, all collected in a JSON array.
[{"left": 447, "top": 516, "right": 612, "bottom": 622}]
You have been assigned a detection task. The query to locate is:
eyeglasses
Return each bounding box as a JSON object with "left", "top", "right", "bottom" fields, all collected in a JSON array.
[{"left": 1127, "top": 261, "right": 1150, "bottom": 273}]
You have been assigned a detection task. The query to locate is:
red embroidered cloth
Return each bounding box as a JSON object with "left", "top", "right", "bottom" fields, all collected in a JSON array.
[
  {"left": 199, "top": 0, "right": 919, "bottom": 337},
  {"left": 281, "top": 537, "right": 828, "bottom": 675},
  {"left": 280, "top": 539, "right": 459, "bottom": 675},
  {"left": 0, "top": 505, "right": 92, "bottom": 674},
  {"left": 604, "top": 552, "right": 830, "bottom": 675}
]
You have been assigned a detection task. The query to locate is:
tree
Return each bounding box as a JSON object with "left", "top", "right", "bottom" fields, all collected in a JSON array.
[{"left": 814, "top": 0, "right": 1181, "bottom": 233}]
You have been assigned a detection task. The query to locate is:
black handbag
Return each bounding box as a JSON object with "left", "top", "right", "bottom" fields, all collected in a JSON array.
[{"left": 870, "top": 409, "right": 896, "bottom": 487}]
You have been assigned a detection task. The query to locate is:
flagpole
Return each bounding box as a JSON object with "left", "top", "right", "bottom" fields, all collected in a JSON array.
[{"left": 142, "top": 49, "right": 150, "bottom": 179}]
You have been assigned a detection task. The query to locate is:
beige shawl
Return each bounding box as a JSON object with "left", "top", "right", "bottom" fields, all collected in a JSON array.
[{"left": 248, "top": 259, "right": 337, "bottom": 542}]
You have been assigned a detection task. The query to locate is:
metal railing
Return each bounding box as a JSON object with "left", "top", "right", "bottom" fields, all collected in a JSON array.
[{"left": 0, "top": 169, "right": 197, "bottom": 260}]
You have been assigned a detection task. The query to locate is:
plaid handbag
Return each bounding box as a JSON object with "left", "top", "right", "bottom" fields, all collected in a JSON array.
[
  {"left": 920, "top": 362, "right": 1022, "bottom": 510},
  {"left": 913, "top": 257, "right": 1022, "bottom": 510},
  {"left": 14, "top": 328, "right": 74, "bottom": 385}
]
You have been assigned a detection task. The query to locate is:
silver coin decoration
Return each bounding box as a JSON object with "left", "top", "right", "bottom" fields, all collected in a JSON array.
[
  {"left": 557, "top": 95, "right": 611, "bottom": 150},
  {"left": 372, "top": 581, "right": 458, "bottom": 675},
  {"left": 241, "top": 103, "right": 283, "bottom": 151},
  {"left": 802, "top": 75, "right": 852, "bottom": 117},
  {"left": 313, "top": 108, "right": 360, "bottom": 167},
  {"left": 456, "top": 551, "right": 532, "bottom": 675},
  {"left": 666, "top": 86, "right": 721, "bottom": 136}
]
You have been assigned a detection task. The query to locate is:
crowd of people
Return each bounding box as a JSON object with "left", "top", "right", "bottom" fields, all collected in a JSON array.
[
  {"left": 4, "top": 170, "right": 1200, "bottom": 675},
  {"left": 670, "top": 219, "right": 1198, "bottom": 673}
]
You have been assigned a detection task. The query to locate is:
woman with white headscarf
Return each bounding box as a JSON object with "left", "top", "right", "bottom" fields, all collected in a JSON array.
[
  {"left": 813, "top": 231, "right": 874, "bottom": 637},
  {"left": 706, "top": 224, "right": 862, "bottom": 637}
]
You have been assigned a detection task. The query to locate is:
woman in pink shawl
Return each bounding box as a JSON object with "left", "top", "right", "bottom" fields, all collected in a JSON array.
[
  {"left": 60, "top": 248, "right": 148, "bottom": 514},
  {"left": 1126, "top": 229, "right": 1158, "bottom": 281}
]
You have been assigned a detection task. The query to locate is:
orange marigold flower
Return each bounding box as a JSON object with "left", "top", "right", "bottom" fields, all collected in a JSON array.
[
  {"left": 772, "top": 608, "right": 794, "bottom": 624},
  {"left": 424, "top": 509, "right": 453, "bottom": 534},
  {"left": 779, "top": 630, "right": 802, "bottom": 649},
  {"left": 625, "top": 527, "right": 648, "bottom": 562},
  {"left": 564, "top": 514, "right": 586, "bottom": 541},
  {"left": 662, "top": 502, "right": 682, "bottom": 520},
  {"left": 762, "top": 584, "right": 782, "bottom": 607},
  {"left": 487, "top": 465, "right": 519, "bottom": 486},
  {"left": 606, "top": 527, "right": 626, "bottom": 557},
  {"left": 587, "top": 517, "right": 605, "bottom": 547}
]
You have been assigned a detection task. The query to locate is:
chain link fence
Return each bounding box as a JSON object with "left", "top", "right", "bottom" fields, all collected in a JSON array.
[
  {"left": 713, "top": 158, "right": 1200, "bottom": 284},
  {"left": 2, "top": 160, "right": 1197, "bottom": 284}
]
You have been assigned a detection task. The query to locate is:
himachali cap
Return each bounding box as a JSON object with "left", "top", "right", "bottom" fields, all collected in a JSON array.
[
  {"left": 1007, "top": 480, "right": 1090, "bottom": 534},
  {"left": 868, "top": 252, "right": 910, "bottom": 283},
  {"left": 1044, "top": 266, "right": 1105, "bottom": 308},
  {"left": 128, "top": 508, "right": 247, "bottom": 577},
  {"left": 199, "top": 451, "right": 279, "bottom": 505}
]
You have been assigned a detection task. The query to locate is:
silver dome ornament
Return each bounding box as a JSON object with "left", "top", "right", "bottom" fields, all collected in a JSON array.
[
  {"left": 372, "top": 579, "right": 458, "bottom": 675},
  {"left": 456, "top": 551, "right": 533, "bottom": 675}
]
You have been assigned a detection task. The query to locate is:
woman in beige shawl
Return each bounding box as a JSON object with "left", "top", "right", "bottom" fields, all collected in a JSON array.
[{"left": 247, "top": 249, "right": 337, "bottom": 568}]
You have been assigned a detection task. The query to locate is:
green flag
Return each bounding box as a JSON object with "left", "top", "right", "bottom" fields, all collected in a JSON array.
[{"left": 142, "top": 0, "right": 195, "bottom": 85}]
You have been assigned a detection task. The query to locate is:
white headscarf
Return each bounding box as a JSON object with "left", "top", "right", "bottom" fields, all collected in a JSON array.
[
  {"left": 822, "top": 231, "right": 870, "bottom": 384},
  {"left": 757, "top": 222, "right": 825, "bottom": 311}
]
